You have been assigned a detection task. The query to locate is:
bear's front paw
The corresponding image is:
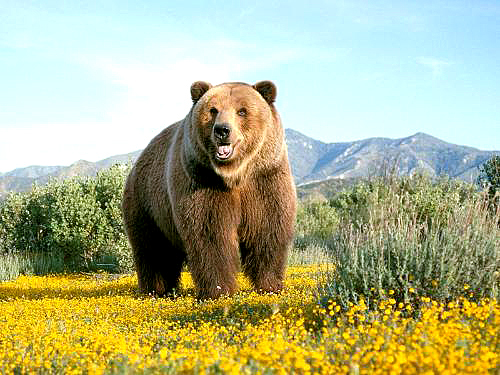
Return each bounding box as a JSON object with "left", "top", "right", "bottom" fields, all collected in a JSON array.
[
  {"left": 197, "top": 283, "right": 237, "bottom": 300},
  {"left": 255, "top": 281, "right": 284, "bottom": 295}
]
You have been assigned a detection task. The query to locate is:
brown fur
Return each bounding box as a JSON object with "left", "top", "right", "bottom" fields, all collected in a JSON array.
[{"left": 122, "top": 81, "right": 296, "bottom": 299}]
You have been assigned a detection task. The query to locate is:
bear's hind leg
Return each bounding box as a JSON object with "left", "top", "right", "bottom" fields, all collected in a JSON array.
[
  {"left": 135, "top": 245, "right": 185, "bottom": 297},
  {"left": 155, "top": 246, "right": 186, "bottom": 296},
  {"left": 127, "top": 212, "right": 184, "bottom": 296}
]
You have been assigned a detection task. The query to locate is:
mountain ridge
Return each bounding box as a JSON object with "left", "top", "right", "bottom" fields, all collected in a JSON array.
[
  {"left": 0, "top": 130, "right": 498, "bottom": 197},
  {"left": 287, "top": 130, "right": 495, "bottom": 183}
]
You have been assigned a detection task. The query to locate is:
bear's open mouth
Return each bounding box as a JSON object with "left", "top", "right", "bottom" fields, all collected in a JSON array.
[
  {"left": 214, "top": 140, "right": 240, "bottom": 161},
  {"left": 216, "top": 144, "right": 233, "bottom": 160}
]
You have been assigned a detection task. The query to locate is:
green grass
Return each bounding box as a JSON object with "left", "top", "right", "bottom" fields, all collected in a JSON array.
[{"left": 0, "top": 252, "right": 65, "bottom": 281}]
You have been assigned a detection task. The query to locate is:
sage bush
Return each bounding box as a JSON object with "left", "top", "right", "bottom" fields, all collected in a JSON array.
[{"left": 316, "top": 174, "right": 499, "bottom": 310}]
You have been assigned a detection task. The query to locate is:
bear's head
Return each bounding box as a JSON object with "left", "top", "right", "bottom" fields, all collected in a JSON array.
[{"left": 189, "top": 81, "right": 279, "bottom": 182}]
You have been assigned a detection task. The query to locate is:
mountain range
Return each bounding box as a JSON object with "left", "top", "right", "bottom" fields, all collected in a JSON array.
[
  {"left": 286, "top": 129, "right": 497, "bottom": 184},
  {"left": 0, "top": 130, "right": 498, "bottom": 198}
]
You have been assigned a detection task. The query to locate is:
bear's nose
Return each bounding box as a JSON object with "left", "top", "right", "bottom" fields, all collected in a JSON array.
[{"left": 213, "top": 123, "right": 231, "bottom": 140}]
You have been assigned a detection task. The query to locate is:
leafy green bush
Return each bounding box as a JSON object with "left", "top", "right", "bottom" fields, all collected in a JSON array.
[
  {"left": 295, "top": 200, "right": 340, "bottom": 249},
  {"left": 330, "top": 173, "right": 477, "bottom": 232},
  {"left": 0, "top": 165, "right": 132, "bottom": 278},
  {"left": 317, "top": 174, "right": 499, "bottom": 310},
  {"left": 477, "top": 155, "right": 500, "bottom": 217}
]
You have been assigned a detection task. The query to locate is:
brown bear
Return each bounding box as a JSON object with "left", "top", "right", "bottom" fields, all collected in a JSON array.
[{"left": 122, "top": 80, "right": 296, "bottom": 299}]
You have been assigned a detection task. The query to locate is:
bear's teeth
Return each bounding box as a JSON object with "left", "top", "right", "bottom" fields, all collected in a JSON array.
[{"left": 217, "top": 145, "right": 232, "bottom": 159}]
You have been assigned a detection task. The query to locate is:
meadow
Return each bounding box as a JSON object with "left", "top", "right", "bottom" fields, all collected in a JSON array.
[
  {"left": 1, "top": 267, "right": 498, "bottom": 374},
  {"left": 0, "top": 169, "right": 499, "bottom": 374}
]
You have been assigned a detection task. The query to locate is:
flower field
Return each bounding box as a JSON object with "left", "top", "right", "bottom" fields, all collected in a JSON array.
[{"left": 1, "top": 266, "right": 498, "bottom": 374}]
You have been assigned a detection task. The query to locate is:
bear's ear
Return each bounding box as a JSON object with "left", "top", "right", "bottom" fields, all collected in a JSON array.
[
  {"left": 190, "top": 81, "right": 212, "bottom": 103},
  {"left": 253, "top": 81, "right": 277, "bottom": 104}
]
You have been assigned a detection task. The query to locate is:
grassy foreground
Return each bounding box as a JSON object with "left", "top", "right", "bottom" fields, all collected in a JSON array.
[{"left": 1, "top": 266, "right": 498, "bottom": 374}]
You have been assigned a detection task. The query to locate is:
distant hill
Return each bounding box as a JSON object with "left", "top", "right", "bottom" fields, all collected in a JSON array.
[
  {"left": 287, "top": 129, "right": 497, "bottom": 185},
  {"left": 0, "top": 151, "right": 141, "bottom": 199},
  {"left": 295, "top": 177, "right": 359, "bottom": 201},
  {"left": 0, "top": 130, "right": 498, "bottom": 198},
  {"left": 2, "top": 165, "right": 63, "bottom": 179}
]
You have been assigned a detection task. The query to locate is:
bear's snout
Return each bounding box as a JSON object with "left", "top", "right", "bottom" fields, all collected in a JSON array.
[
  {"left": 212, "top": 123, "right": 239, "bottom": 161},
  {"left": 213, "top": 123, "right": 231, "bottom": 142}
]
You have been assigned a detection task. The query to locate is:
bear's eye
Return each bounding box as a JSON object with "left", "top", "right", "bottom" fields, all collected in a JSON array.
[
  {"left": 237, "top": 108, "right": 247, "bottom": 117},
  {"left": 209, "top": 107, "right": 218, "bottom": 116}
]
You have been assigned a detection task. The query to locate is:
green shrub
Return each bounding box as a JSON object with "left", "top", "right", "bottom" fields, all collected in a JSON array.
[
  {"left": 317, "top": 174, "right": 499, "bottom": 310},
  {"left": 0, "top": 165, "right": 132, "bottom": 278},
  {"left": 294, "top": 200, "right": 340, "bottom": 250},
  {"left": 330, "top": 173, "right": 477, "bottom": 232},
  {"left": 477, "top": 155, "right": 500, "bottom": 218}
]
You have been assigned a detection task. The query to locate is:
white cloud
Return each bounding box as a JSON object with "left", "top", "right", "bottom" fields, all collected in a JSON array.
[
  {"left": 0, "top": 123, "right": 119, "bottom": 171},
  {"left": 417, "top": 56, "right": 452, "bottom": 77},
  {"left": 86, "top": 56, "right": 230, "bottom": 131}
]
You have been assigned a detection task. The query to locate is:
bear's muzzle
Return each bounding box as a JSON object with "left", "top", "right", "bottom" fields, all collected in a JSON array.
[{"left": 213, "top": 123, "right": 239, "bottom": 161}]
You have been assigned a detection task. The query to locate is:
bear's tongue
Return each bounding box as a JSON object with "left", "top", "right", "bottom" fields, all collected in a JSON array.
[{"left": 217, "top": 144, "right": 232, "bottom": 159}]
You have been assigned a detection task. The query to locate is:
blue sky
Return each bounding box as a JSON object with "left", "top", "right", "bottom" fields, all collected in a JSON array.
[{"left": 1, "top": 1, "right": 499, "bottom": 172}]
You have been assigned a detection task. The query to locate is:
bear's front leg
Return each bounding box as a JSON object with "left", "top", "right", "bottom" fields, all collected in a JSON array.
[
  {"left": 240, "top": 234, "right": 289, "bottom": 294},
  {"left": 186, "top": 231, "right": 240, "bottom": 300},
  {"left": 240, "top": 172, "right": 296, "bottom": 294},
  {"left": 176, "top": 190, "right": 241, "bottom": 300}
]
